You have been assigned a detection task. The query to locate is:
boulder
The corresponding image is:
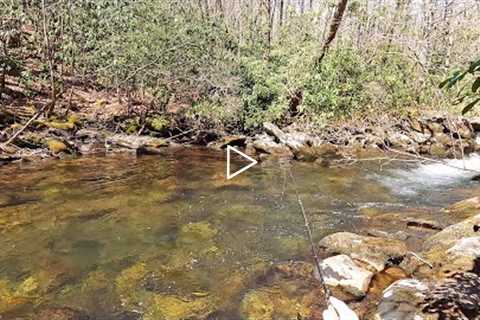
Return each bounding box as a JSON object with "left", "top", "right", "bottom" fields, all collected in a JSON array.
[
  {"left": 422, "top": 272, "right": 480, "bottom": 319},
  {"left": 386, "top": 132, "right": 415, "bottom": 149},
  {"left": 319, "top": 232, "right": 408, "bottom": 272},
  {"left": 105, "top": 134, "right": 168, "bottom": 155},
  {"left": 207, "top": 135, "right": 247, "bottom": 149},
  {"left": 320, "top": 254, "right": 374, "bottom": 297},
  {"left": 408, "top": 131, "right": 431, "bottom": 144},
  {"left": 419, "top": 215, "right": 480, "bottom": 278},
  {"left": 367, "top": 279, "right": 433, "bottom": 320},
  {"left": 251, "top": 134, "right": 294, "bottom": 158},
  {"left": 447, "top": 237, "right": 480, "bottom": 258},
  {"left": 263, "top": 122, "right": 312, "bottom": 151},
  {"left": 443, "top": 196, "right": 480, "bottom": 219},
  {"left": 47, "top": 139, "right": 68, "bottom": 154},
  {"left": 423, "top": 214, "right": 480, "bottom": 253}
]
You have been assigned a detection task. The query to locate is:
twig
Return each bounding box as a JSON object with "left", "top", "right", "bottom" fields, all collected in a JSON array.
[
  {"left": 407, "top": 251, "right": 433, "bottom": 269},
  {"left": 0, "top": 104, "right": 48, "bottom": 151},
  {"left": 164, "top": 128, "right": 195, "bottom": 141}
]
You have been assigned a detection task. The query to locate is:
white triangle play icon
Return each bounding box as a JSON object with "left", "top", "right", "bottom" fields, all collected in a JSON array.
[{"left": 226, "top": 145, "right": 258, "bottom": 180}]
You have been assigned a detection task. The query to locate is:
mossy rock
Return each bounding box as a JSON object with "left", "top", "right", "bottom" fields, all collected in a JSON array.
[
  {"left": 144, "top": 294, "right": 215, "bottom": 320},
  {"left": 14, "top": 276, "right": 39, "bottom": 298},
  {"left": 215, "top": 204, "right": 266, "bottom": 226},
  {"left": 37, "top": 120, "right": 76, "bottom": 130},
  {"left": 0, "top": 278, "right": 36, "bottom": 314},
  {"left": 177, "top": 222, "right": 218, "bottom": 245},
  {"left": 240, "top": 287, "right": 311, "bottom": 320},
  {"left": 47, "top": 139, "right": 68, "bottom": 154},
  {"left": 115, "top": 262, "right": 149, "bottom": 307},
  {"left": 240, "top": 290, "right": 275, "bottom": 320}
]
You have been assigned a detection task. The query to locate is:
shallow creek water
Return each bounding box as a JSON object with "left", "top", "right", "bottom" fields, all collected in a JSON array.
[{"left": 0, "top": 149, "right": 479, "bottom": 319}]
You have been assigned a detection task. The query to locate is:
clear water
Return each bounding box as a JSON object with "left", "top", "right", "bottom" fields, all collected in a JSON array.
[{"left": 0, "top": 149, "right": 478, "bottom": 319}]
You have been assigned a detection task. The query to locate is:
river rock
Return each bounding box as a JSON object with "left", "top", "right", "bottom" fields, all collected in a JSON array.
[
  {"left": 144, "top": 294, "right": 214, "bottom": 320},
  {"left": 263, "top": 122, "right": 312, "bottom": 151},
  {"left": 367, "top": 279, "right": 433, "bottom": 320},
  {"left": 443, "top": 196, "right": 480, "bottom": 219},
  {"left": 37, "top": 307, "right": 91, "bottom": 320},
  {"left": 447, "top": 237, "right": 480, "bottom": 257},
  {"left": 207, "top": 135, "right": 247, "bottom": 149},
  {"left": 105, "top": 134, "right": 168, "bottom": 155},
  {"left": 251, "top": 133, "right": 294, "bottom": 158},
  {"left": 422, "top": 272, "right": 480, "bottom": 320},
  {"left": 386, "top": 132, "right": 415, "bottom": 150},
  {"left": 419, "top": 214, "right": 480, "bottom": 278},
  {"left": 408, "top": 131, "right": 431, "bottom": 144},
  {"left": 423, "top": 214, "right": 480, "bottom": 253},
  {"left": 320, "top": 254, "right": 374, "bottom": 297},
  {"left": 319, "top": 232, "right": 408, "bottom": 272},
  {"left": 47, "top": 139, "right": 68, "bottom": 154}
]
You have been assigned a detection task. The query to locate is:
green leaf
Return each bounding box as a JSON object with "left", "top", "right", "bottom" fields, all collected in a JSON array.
[
  {"left": 469, "top": 58, "right": 480, "bottom": 73},
  {"left": 472, "top": 77, "right": 480, "bottom": 93},
  {"left": 440, "top": 70, "right": 468, "bottom": 89},
  {"left": 462, "top": 97, "right": 480, "bottom": 115},
  {"left": 439, "top": 77, "right": 451, "bottom": 89}
]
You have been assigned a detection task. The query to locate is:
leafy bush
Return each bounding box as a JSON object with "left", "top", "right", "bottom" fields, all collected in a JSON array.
[{"left": 441, "top": 58, "right": 480, "bottom": 114}]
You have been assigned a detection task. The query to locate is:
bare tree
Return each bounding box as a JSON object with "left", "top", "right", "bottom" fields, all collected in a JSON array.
[{"left": 316, "top": 0, "right": 349, "bottom": 66}]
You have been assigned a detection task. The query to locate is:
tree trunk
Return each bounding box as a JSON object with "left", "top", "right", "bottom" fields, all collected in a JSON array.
[
  {"left": 316, "top": 0, "right": 349, "bottom": 66},
  {"left": 41, "top": 0, "right": 56, "bottom": 115},
  {"left": 279, "top": 0, "right": 284, "bottom": 27}
]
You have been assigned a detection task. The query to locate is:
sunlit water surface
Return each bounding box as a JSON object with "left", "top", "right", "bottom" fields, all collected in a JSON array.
[{"left": 0, "top": 149, "right": 479, "bottom": 319}]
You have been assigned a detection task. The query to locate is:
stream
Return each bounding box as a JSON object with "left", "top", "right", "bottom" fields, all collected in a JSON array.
[{"left": 0, "top": 149, "right": 479, "bottom": 319}]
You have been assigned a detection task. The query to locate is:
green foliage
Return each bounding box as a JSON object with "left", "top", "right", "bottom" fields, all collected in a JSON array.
[
  {"left": 441, "top": 58, "right": 480, "bottom": 114},
  {"left": 2, "top": 0, "right": 476, "bottom": 132}
]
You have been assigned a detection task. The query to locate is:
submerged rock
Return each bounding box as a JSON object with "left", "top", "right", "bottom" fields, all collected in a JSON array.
[
  {"left": 115, "top": 262, "right": 149, "bottom": 307},
  {"left": 144, "top": 294, "right": 214, "bottom": 320},
  {"left": 320, "top": 254, "right": 374, "bottom": 297},
  {"left": 240, "top": 290, "right": 275, "bottom": 320},
  {"left": 37, "top": 307, "right": 91, "bottom": 320},
  {"left": 177, "top": 221, "right": 218, "bottom": 245},
  {"left": 240, "top": 286, "right": 313, "bottom": 320},
  {"left": 319, "top": 232, "right": 408, "bottom": 272}
]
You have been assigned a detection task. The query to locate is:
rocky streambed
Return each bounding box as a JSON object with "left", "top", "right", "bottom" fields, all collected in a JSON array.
[
  {"left": 2, "top": 113, "right": 480, "bottom": 319},
  {"left": 2, "top": 111, "right": 480, "bottom": 166},
  {"left": 316, "top": 197, "right": 480, "bottom": 320}
]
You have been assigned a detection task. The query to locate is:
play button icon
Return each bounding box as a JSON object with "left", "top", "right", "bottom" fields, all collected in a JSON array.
[{"left": 226, "top": 145, "right": 258, "bottom": 180}]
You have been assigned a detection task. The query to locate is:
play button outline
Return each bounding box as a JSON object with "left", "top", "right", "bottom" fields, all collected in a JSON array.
[{"left": 226, "top": 145, "right": 258, "bottom": 180}]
